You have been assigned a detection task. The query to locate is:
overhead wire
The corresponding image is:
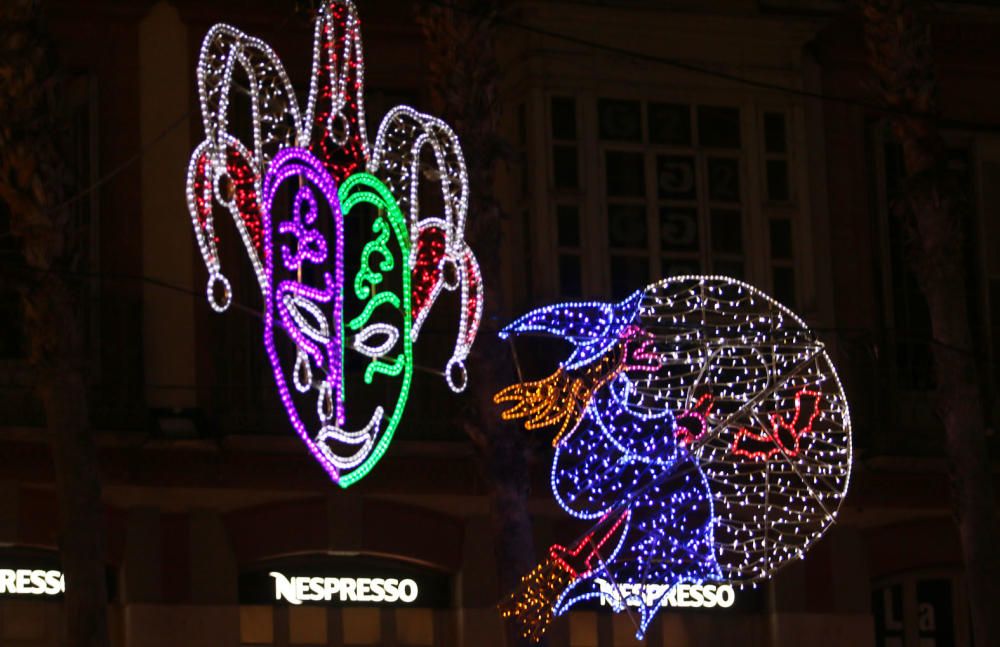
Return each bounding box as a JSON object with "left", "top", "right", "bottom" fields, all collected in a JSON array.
[
  {"left": 4, "top": 1, "right": 992, "bottom": 381},
  {"left": 46, "top": 111, "right": 193, "bottom": 217},
  {"left": 34, "top": 0, "right": 1000, "bottom": 225},
  {"left": 3, "top": 263, "right": 453, "bottom": 385},
  {"left": 418, "top": 0, "right": 1000, "bottom": 133}
]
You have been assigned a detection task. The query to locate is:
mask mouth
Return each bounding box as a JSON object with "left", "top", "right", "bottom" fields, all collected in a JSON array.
[{"left": 316, "top": 406, "right": 385, "bottom": 472}]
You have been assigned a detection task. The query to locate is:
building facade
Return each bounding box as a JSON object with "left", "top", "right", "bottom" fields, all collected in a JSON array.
[{"left": 1, "top": 1, "right": 998, "bottom": 646}]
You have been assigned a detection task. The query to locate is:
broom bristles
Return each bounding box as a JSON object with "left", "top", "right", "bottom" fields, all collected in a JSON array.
[{"left": 499, "top": 557, "right": 576, "bottom": 642}]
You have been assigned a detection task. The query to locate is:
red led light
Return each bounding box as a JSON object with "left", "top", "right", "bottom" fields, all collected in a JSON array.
[
  {"left": 411, "top": 226, "right": 447, "bottom": 320},
  {"left": 674, "top": 393, "right": 715, "bottom": 446},
  {"left": 549, "top": 509, "right": 630, "bottom": 578},
  {"left": 226, "top": 146, "right": 263, "bottom": 250},
  {"left": 731, "top": 389, "right": 821, "bottom": 460}
]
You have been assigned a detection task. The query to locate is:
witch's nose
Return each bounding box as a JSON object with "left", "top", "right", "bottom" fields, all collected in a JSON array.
[{"left": 499, "top": 291, "right": 643, "bottom": 371}]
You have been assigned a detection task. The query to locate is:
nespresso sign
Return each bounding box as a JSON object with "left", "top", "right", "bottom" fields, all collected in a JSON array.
[
  {"left": 595, "top": 579, "right": 736, "bottom": 609},
  {"left": 269, "top": 572, "right": 419, "bottom": 605},
  {"left": 0, "top": 553, "right": 117, "bottom": 601},
  {"left": 0, "top": 569, "right": 65, "bottom": 596},
  {"left": 240, "top": 557, "right": 450, "bottom": 608}
]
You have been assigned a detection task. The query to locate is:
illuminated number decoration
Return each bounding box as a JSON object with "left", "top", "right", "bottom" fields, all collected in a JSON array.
[
  {"left": 495, "top": 275, "right": 851, "bottom": 640},
  {"left": 184, "top": 1, "right": 482, "bottom": 487}
]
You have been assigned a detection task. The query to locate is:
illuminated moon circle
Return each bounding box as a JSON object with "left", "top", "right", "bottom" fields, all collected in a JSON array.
[{"left": 628, "top": 275, "right": 853, "bottom": 584}]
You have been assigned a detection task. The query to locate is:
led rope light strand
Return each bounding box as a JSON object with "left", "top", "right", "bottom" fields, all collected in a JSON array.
[
  {"left": 184, "top": 0, "right": 482, "bottom": 486},
  {"left": 495, "top": 275, "right": 852, "bottom": 640},
  {"left": 370, "top": 105, "right": 481, "bottom": 386},
  {"left": 337, "top": 172, "right": 414, "bottom": 488}
]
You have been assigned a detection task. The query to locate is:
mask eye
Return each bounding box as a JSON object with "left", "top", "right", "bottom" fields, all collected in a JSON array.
[
  {"left": 351, "top": 323, "right": 400, "bottom": 358},
  {"left": 282, "top": 291, "right": 332, "bottom": 345}
]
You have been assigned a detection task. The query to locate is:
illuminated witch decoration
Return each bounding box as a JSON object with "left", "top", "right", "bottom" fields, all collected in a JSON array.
[
  {"left": 185, "top": 0, "right": 482, "bottom": 487},
  {"left": 496, "top": 276, "right": 851, "bottom": 640}
]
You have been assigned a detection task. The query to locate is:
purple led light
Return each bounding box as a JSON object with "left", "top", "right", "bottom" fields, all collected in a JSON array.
[
  {"left": 275, "top": 274, "right": 337, "bottom": 364},
  {"left": 279, "top": 185, "right": 328, "bottom": 270},
  {"left": 261, "top": 147, "right": 346, "bottom": 481}
]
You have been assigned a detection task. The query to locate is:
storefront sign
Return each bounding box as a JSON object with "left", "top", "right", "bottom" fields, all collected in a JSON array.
[
  {"left": 595, "top": 579, "right": 736, "bottom": 609},
  {"left": 0, "top": 569, "right": 65, "bottom": 596},
  {"left": 269, "top": 572, "right": 419, "bottom": 605},
  {"left": 0, "top": 551, "right": 117, "bottom": 601},
  {"left": 240, "top": 556, "right": 450, "bottom": 608}
]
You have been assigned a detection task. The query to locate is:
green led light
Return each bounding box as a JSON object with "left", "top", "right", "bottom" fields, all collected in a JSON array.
[{"left": 337, "top": 172, "right": 413, "bottom": 488}]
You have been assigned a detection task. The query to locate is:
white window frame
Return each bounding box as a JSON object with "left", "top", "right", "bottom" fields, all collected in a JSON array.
[{"left": 534, "top": 88, "right": 810, "bottom": 306}]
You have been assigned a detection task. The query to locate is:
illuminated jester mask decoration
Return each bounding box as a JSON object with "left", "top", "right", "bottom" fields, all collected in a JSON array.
[
  {"left": 184, "top": 1, "right": 482, "bottom": 487},
  {"left": 495, "top": 276, "right": 851, "bottom": 640}
]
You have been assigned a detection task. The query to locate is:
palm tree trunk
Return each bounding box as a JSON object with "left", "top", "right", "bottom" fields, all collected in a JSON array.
[
  {"left": 0, "top": 3, "right": 110, "bottom": 646},
  {"left": 861, "top": 2, "right": 999, "bottom": 644},
  {"left": 415, "top": 3, "right": 543, "bottom": 645},
  {"left": 35, "top": 278, "right": 110, "bottom": 647}
]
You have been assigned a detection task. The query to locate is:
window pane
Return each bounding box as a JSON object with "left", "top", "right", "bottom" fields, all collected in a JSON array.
[
  {"left": 656, "top": 155, "right": 696, "bottom": 200},
  {"left": 551, "top": 96, "right": 577, "bottom": 140},
  {"left": 660, "top": 206, "right": 699, "bottom": 253},
  {"left": 239, "top": 607, "right": 274, "bottom": 645},
  {"left": 520, "top": 153, "right": 530, "bottom": 196},
  {"left": 520, "top": 209, "right": 533, "bottom": 305},
  {"left": 612, "top": 613, "right": 645, "bottom": 647},
  {"left": 1, "top": 600, "right": 46, "bottom": 641},
  {"left": 764, "top": 112, "right": 787, "bottom": 153},
  {"left": 342, "top": 607, "right": 381, "bottom": 644},
  {"left": 992, "top": 279, "right": 1000, "bottom": 383},
  {"left": 517, "top": 103, "right": 527, "bottom": 146},
  {"left": 0, "top": 289, "right": 25, "bottom": 358},
  {"left": 648, "top": 102, "right": 691, "bottom": 145},
  {"left": 714, "top": 259, "right": 745, "bottom": 280},
  {"left": 569, "top": 611, "right": 598, "bottom": 647},
  {"left": 982, "top": 161, "right": 1000, "bottom": 276},
  {"left": 662, "top": 258, "right": 701, "bottom": 277},
  {"left": 559, "top": 254, "right": 583, "bottom": 298},
  {"left": 553, "top": 145, "right": 578, "bottom": 189},
  {"left": 767, "top": 159, "right": 790, "bottom": 201},
  {"left": 707, "top": 157, "right": 740, "bottom": 202},
  {"left": 888, "top": 190, "right": 935, "bottom": 389},
  {"left": 598, "top": 99, "right": 642, "bottom": 141},
  {"left": 290, "top": 606, "right": 327, "bottom": 645},
  {"left": 773, "top": 266, "right": 795, "bottom": 307},
  {"left": 395, "top": 608, "right": 435, "bottom": 646},
  {"left": 711, "top": 209, "right": 743, "bottom": 254},
  {"left": 557, "top": 205, "right": 580, "bottom": 247},
  {"left": 697, "top": 105, "right": 741, "bottom": 148},
  {"left": 770, "top": 219, "right": 793, "bottom": 260},
  {"left": 610, "top": 256, "right": 649, "bottom": 298},
  {"left": 608, "top": 204, "right": 647, "bottom": 249},
  {"left": 606, "top": 151, "right": 645, "bottom": 197}
]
